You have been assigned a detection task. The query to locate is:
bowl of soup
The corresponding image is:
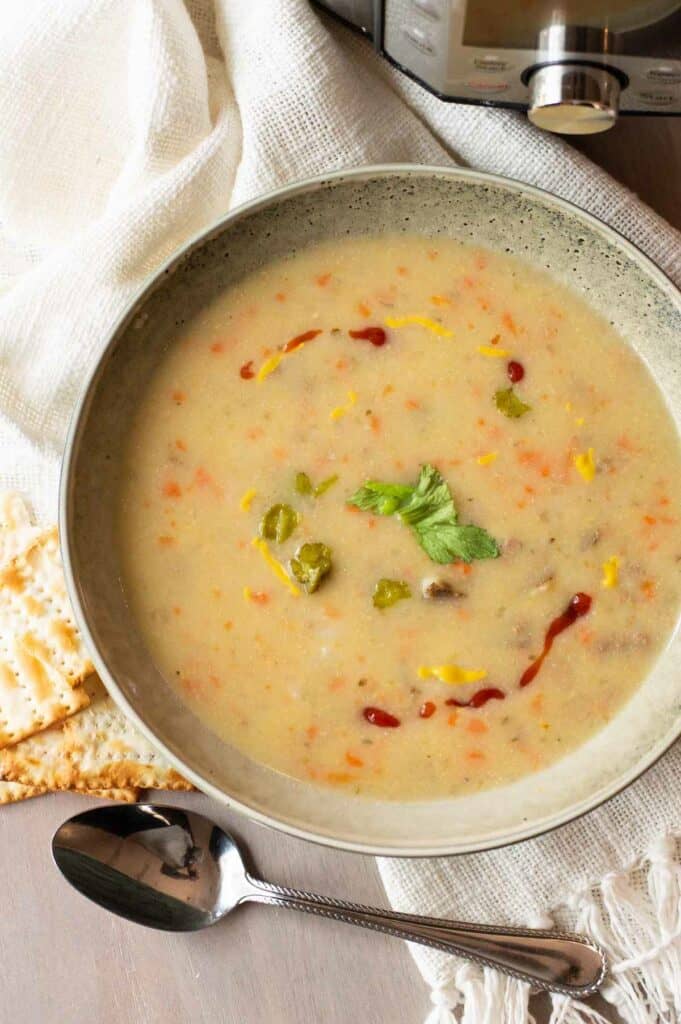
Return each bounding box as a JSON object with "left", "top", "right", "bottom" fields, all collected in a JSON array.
[{"left": 60, "top": 166, "right": 681, "bottom": 855}]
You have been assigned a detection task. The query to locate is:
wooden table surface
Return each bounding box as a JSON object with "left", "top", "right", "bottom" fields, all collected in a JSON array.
[{"left": 1, "top": 117, "right": 678, "bottom": 1024}]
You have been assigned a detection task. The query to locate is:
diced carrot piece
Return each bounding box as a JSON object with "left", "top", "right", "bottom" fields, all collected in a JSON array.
[
  {"left": 210, "top": 342, "right": 224, "bottom": 354},
  {"left": 171, "top": 390, "right": 186, "bottom": 404},
  {"left": 369, "top": 414, "right": 381, "bottom": 434},
  {"left": 404, "top": 399, "right": 420, "bottom": 410},
  {"left": 643, "top": 515, "right": 657, "bottom": 525},
  {"left": 427, "top": 249, "right": 439, "bottom": 260},
  {"left": 466, "top": 750, "right": 485, "bottom": 761},
  {"left": 195, "top": 467, "right": 213, "bottom": 487},
  {"left": 345, "top": 752, "right": 364, "bottom": 768},
  {"left": 316, "top": 272, "right": 331, "bottom": 286},
  {"left": 163, "top": 480, "right": 182, "bottom": 498},
  {"left": 475, "top": 253, "right": 488, "bottom": 270},
  {"left": 357, "top": 301, "right": 371, "bottom": 317},
  {"left": 175, "top": 438, "right": 187, "bottom": 451},
  {"left": 157, "top": 535, "right": 175, "bottom": 546},
  {"left": 396, "top": 265, "right": 409, "bottom": 276},
  {"left": 501, "top": 311, "right": 518, "bottom": 335},
  {"left": 466, "top": 718, "right": 488, "bottom": 734},
  {"left": 326, "top": 772, "right": 352, "bottom": 785},
  {"left": 275, "top": 292, "right": 286, "bottom": 302},
  {"left": 306, "top": 725, "right": 319, "bottom": 740},
  {"left": 447, "top": 712, "right": 458, "bottom": 727},
  {"left": 452, "top": 562, "right": 473, "bottom": 576}
]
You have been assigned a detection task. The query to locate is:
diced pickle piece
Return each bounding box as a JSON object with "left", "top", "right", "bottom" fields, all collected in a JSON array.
[
  {"left": 260, "top": 503, "right": 299, "bottom": 544},
  {"left": 294, "top": 472, "right": 313, "bottom": 496},
  {"left": 289, "top": 542, "right": 332, "bottom": 593},
  {"left": 373, "top": 578, "right": 411, "bottom": 609},
  {"left": 494, "top": 387, "right": 531, "bottom": 419},
  {"left": 314, "top": 474, "right": 339, "bottom": 497}
]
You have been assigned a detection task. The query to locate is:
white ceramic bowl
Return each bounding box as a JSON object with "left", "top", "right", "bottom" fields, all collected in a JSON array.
[{"left": 60, "top": 166, "right": 681, "bottom": 856}]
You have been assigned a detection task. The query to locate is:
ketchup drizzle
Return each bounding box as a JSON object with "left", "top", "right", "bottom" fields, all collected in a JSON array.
[
  {"left": 349, "top": 326, "right": 387, "bottom": 347},
  {"left": 283, "top": 329, "right": 322, "bottom": 353},
  {"left": 507, "top": 360, "right": 525, "bottom": 383},
  {"left": 519, "top": 592, "right": 592, "bottom": 688},
  {"left": 445, "top": 687, "right": 506, "bottom": 709},
  {"left": 239, "top": 360, "right": 254, "bottom": 379},
  {"left": 363, "top": 706, "right": 401, "bottom": 728}
]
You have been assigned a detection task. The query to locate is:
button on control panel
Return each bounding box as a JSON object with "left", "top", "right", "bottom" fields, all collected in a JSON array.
[
  {"left": 403, "top": 24, "right": 435, "bottom": 54},
  {"left": 473, "top": 55, "right": 512, "bottom": 73},
  {"left": 411, "top": 0, "right": 440, "bottom": 18},
  {"left": 466, "top": 77, "right": 510, "bottom": 94},
  {"left": 636, "top": 89, "right": 676, "bottom": 107},
  {"left": 645, "top": 66, "right": 681, "bottom": 85}
]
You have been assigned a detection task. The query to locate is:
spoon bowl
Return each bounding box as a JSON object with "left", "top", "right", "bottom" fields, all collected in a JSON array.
[{"left": 53, "top": 803, "right": 607, "bottom": 997}]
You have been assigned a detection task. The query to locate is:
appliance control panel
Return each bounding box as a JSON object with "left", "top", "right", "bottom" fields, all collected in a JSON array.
[{"left": 381, "top": 0, "right": 681, "bottom": 112}]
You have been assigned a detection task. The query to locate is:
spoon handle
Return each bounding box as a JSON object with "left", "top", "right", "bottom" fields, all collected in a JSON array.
[{"left": 243, "top": 876, "right": 605, "bottom": 997}]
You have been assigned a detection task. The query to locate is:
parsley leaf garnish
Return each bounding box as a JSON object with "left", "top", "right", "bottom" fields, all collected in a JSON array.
[{"left": 348, "top": 464, "right": 500, "bottom": 564}]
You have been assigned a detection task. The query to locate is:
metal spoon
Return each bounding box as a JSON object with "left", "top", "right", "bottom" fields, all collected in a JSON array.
[{"left": 52, "top": 804, "right": 606, "bottom": 997}]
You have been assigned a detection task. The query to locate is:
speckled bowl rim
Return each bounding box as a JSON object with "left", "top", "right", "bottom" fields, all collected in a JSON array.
[{"left": 60, "top": 164, "right": 681, "bottom": 858}]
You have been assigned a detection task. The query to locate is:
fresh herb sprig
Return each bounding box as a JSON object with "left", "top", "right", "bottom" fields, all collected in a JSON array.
[{"left": 349, "top": 464, "right": 499, "bottom": 565}]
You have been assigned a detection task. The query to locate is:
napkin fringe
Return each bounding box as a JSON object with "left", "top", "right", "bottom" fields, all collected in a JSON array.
[{"left": 421, "top": 833, "right": 681, "bottom": 1024}]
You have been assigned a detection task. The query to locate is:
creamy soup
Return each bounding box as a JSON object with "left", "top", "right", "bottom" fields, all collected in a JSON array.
[{"left": 117, "top": 236, "right": 681, "bottom": 800}]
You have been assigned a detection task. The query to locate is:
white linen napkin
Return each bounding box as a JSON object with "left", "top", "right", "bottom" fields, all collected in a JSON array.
[{"left": 1, "top": 3, "right": 679, "bottom": 1021}]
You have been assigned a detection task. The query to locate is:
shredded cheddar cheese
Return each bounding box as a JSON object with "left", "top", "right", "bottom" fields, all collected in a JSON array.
[
  {"left": 330, "top": 390, "right": 358, "bottom": 422},
  {"left": 478, "top": 345, "right": 511, "bottom": 358},
  {"left": 251, "top": 538, "right": 300, "bottom": 596},
  {"left": 243, "top": 586, "right": 253, "bottom": 601},
  {"left": 575, "top": 417, "right": 585, "bottom": 427},
  {"left": 602, "top": 555, "right": 620, "bottom": 589},
  {"left": 476, "top": 452, "right": 498, "bottom": 466},
  {"left": 574, "top": 447, "right": 596, "bottom": 482},
  {"left": 256, "top": 353, "right": 283, "bottom": 382},
  {"left": 385, "top": 315, "right": 453, "bottom": 338},
  {"left": 239, "top": 488, "right": 257, "bottom": 511},
  {"left": 417, "top": 664, "right": 488, "bottom": 685},
  {"left": 430, "top": 295, "right": 452, "bottom": 307}
]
